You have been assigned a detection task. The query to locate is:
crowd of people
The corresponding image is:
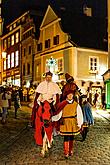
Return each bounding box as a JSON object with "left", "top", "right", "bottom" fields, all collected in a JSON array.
[
  {"left": 0, "top": 86, "right": 21, "bottom": 123},
  {"left": 0, "top": 71, "right": 95, "bottom": 158},
  {"left": 0, "top": 84, "right": 36, "bottom": 123}
]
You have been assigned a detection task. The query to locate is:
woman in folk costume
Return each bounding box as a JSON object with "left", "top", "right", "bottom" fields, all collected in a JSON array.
[
  {"left": 80, "top": 95, "right": 94, "bottom": 141},
  {"left": 52, "top": 90, "right": 83, "bottom": 159},
  {"left": 33, "top": 71, "right": 61, "bottom": 157}
]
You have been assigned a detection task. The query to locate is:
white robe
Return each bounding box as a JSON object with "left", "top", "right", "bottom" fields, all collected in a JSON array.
[{"left": 36, "top": 80, "right": 61, "bottom": 103}]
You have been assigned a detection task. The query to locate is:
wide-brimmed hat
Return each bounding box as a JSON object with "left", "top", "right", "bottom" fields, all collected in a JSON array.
[{"left": 65, "top": 73, "right": 74, "bottom": 83}]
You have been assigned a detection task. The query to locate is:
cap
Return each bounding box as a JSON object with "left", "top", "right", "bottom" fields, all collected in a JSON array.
[
  {"left": 65, "top": 73, "right": 74, "bottom": 83},
  {"left": 45, "top": 71, "right": 53, "bottom": 77},
  {"left": 64, "top": 90, "right": 75, "bottom": 97}
]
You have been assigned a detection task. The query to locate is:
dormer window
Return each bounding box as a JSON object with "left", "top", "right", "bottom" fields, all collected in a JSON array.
[
  {"left": 45, "top": 39, "right": 50, "bottom": 48},
  {"left": 9, "top": 26, "right": 12, "bottom": 31},
  {"left": 83, "top": 4, "right": 92, "bottom": 17},
  {"left": 37, "top": 43, "right": 42, "bottom": 51},
  {"left": 13, "top": 23, "right": 16, "bottom": 28},
  {"left": 53, "top": 35, "right": 59, "bottom": 45},
  {"left": 15, "top": 32, "right": 19, "bottom": 43}
]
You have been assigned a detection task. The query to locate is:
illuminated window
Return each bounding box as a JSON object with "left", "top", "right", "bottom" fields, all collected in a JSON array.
[
  {"left": 9, "top": 26, "right": 12, "bottom": 31},
  {"left": 3, "top": 39, "right": 7, "bottom": 49},
  {"left": 57, "top": 58, "right": 63, "bottom": 72},
  {"left": 7, "top": 54, "right": 11, "bottom": 69},
  {"left": 11, "top": 52, "right": 14, "bottom": 67},
  {"left": 3, "top": 60, "right": 6, "bottom": 70},
  {"left": 21, "top": 16, "right": 25, "bottom": 22},
  {"left": 15, "top": 51, "right": 19, "bottom": 66},
  {"left": 15, "top": 32, "right": 19, "bottom": 43},
  {"left": 11, "top": 35, "right": 14, "bottom": 45},
  {"left": 89, "top": 56, "right": 99, "bottom": 72},
  {"left": 83, "top": 5, "right": 92, "bottom": 17},
  {"left": 8, "top": 37, "right": 11, "bottom": 48},
  {"left": 13, "top": 23, "right": 16, "bottom": 28}
]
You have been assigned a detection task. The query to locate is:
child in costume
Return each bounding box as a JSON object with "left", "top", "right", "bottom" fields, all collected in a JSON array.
[{"left": 52, "top": 90, "right": 83, "bottom": 158}]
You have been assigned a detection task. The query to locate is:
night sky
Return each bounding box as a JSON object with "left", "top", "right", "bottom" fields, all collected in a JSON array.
[
  {"left": 2, "top": 0, "right": 71, "bottom": 25},
  {"left": 2, "top": 0, "right": 107, "bottom": 25},
  {"left": 2, "top": 0, "right": 50, "bottom": 25}
]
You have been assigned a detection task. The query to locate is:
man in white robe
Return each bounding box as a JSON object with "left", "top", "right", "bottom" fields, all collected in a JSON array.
[{"left": 31, "top": 71, "right": 61, "bottom": 127}]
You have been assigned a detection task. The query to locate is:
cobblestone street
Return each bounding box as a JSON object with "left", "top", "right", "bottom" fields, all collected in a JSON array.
[{"left": 0, "top": 104, "right": 110, "bottom": 165}]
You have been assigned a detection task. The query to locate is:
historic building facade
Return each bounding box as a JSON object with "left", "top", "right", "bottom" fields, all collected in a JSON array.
[
  {"left": 0, "top": 10, "right": 42, "bottom": 87},
  {"left": 1, "top": 13, "right": 22, "bottom": 86}
]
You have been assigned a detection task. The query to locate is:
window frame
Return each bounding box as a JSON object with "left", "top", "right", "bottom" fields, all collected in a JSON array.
[
  {"left": 11, "top": 52, "right": 14, "bottom": 68},
  {"left": 15, "top": 50, "right": 19, "bottom": 67},
  {"left": 57, "top": 57, "right": 64, "bottom": 72},
  {"left": 89, "top": 56, "right": 99, "bottom": 73},
  {"left": 53, "top": 35, "right": 59, "bottom": 45},
  {"left": 45, "top": 39, "right": 50, "bottom": 49},
  {"left": 11, "top": 35, "right": 15, "bottom": 46},
  {"left": 7, "top": 54, "right": 11, "bottom": 69}
]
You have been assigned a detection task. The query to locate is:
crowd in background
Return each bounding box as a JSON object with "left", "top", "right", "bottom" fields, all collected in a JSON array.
[
  {"left": 0, "top": 84, "right": 37, "bottom": 124},
  {"left": 0, "top": 78, "right": 105, "bottom": 126}
]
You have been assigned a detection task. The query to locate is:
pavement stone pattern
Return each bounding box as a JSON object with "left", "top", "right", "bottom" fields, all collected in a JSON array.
[{"left": 0, "top": 104, "right": 110, "bottom": 165}]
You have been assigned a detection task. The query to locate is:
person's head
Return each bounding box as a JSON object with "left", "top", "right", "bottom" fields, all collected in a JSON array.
[
  {"left": 67, "top": 93, "right": 74, "bottom": 101},
  {"left": 81, "top": 95, "right": 87, "bottom": 105},
  {"left": 65, "top": 90, "right": 74, "bottom": 101},
  {"left": 65, "top": 73, "right": 74, "bottom": 83},
  {"left": 45, "top": 71, "right": 53, "bottom": 82}
]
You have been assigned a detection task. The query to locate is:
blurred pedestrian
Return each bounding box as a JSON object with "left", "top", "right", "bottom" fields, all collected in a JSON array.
[
  {"left": 13, "top": 90, "right": 21, "bottom": 119},
  {"left": 7, "top": 89, "right": 12, "bottom": 110},
  {"left": 101, "top": 92, "right": 105, "bottom": 109},
  {"left": 93, "top": 90, "right": 99, "bottom": 107},
  {"left": 81, "top": 96, "right": 94, "bottom": 141},
  {"left": 23, "top": 87, "right": 28, "bottom": 102},
  {"left": 0, "top": 87, "right": 10, "bottom": 124}
]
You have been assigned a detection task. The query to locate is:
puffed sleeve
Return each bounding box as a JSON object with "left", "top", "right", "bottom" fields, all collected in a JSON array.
[{"left": 77, "top": 104, "right": 84, "bottom": 128}]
